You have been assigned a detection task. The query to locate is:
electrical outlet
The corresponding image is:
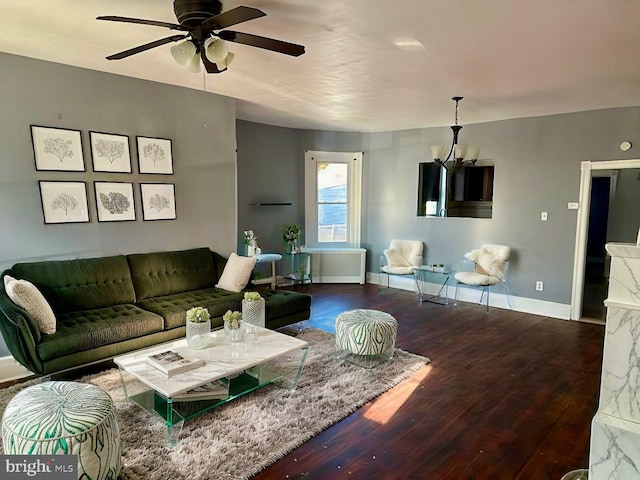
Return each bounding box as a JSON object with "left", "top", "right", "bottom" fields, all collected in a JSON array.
[
  {"left": 541, "top": 212, "right": 548, "bottom": 221},
  {"left": 536, "top": 281, "right": 544, "bottom": 291}
]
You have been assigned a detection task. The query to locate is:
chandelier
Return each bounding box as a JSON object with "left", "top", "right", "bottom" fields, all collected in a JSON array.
[{"left": 430, "top": 97, "right": 480, "bottom": 173}]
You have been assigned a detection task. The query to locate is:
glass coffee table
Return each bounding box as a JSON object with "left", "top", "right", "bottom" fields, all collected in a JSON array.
[
  {"left": 114, "top": 326, "right": 309, "bottom": 446},
  {"left": 413, "top": 266, "right": 456, "bottom": 305}
]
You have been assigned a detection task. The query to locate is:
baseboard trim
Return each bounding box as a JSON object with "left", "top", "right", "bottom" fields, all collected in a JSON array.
[{"left": 367, "top": 272, "right": 571, "bottom": 320}]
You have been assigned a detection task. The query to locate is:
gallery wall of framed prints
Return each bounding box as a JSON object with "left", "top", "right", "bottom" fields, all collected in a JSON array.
[{"left": 31, "top": 125, "right": 176, "bottom": 225}]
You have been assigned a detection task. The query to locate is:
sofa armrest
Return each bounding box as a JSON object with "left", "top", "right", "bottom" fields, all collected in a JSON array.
[{"left": 0, "top": 292, "right": 44, "bottom": 374}]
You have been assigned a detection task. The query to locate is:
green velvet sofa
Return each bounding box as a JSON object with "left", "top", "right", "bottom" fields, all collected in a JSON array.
[{"left": 0, "top": 247, "right": 311, "bottom": 375}]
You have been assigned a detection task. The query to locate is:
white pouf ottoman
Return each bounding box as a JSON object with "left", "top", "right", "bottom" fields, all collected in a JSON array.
[
  {"left": 1, "top": 381, "right": 121, "bottom": 480},
  {"left": 335, "top": 309, "right": 398, "bottom": 368}
]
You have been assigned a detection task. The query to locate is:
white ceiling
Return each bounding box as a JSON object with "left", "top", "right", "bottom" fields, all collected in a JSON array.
[{"left": 2, "top": 0, "right": 640, "bottom": 132}]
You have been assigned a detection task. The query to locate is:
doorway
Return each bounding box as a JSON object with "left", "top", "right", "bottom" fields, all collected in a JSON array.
[
  {"left": 581, "top": 176, "right": 610, "bottom": 321},
  {"left": 571, "top": 159, "right": 640, "bottom": 321}
]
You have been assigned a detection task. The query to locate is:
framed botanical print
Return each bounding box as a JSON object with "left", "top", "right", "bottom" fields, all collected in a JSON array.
[
  {"left": 38, "top": 181, "right": 90, "bottom": 224},
  {"left": 136, "top": 136, "right": 173, "bottom": 174},
  {"left": 140, "top": 183, "right": 176, "bottom": 220},
  {"left": 94, "top": 182, "right": 136, "bottom": 222},
  {"left": 90, "top": 131, "right": 132, "bottom": 173},
  {"left": 31, "top": 125, "right": 85, "bottom": 172}
]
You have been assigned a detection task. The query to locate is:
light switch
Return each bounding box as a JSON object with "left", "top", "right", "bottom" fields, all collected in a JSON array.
[
  {"left": 568, "top": 202, "right": 579, "bottom": 210},
  {"left": 541, "top": 212, "right": 548, "bottom": 221}
]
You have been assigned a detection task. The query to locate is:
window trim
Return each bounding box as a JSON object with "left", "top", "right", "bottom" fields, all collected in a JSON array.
[{"left": 304, "top": 150, "right": 362, "bottom": 247}]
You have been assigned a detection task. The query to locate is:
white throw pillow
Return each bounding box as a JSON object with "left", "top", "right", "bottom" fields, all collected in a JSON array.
[
  {"left": 384, "top": 248, "right": 411, "bottom": 267},
  {"left": 3, "top": 274, "right": 16, "bottom": 289},
  {"left": 215, "top": 253, "right": 257, "bottom": 292},
  {"left": 5, "top": 279, "right": 56, "bottom": 334}
]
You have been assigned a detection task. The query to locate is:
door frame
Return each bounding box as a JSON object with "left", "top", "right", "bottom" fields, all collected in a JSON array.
[{"left": 570, "top": 158, "right": 640, "bottom": 320}]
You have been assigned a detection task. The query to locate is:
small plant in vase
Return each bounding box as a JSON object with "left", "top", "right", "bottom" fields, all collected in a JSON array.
[
  {"left": 243, "top": 230, "right": 260, "bottom": 257},
  {"left": 294, "top": 265, "right": 307, "bottom": 281},
  {"left": 223, "top": 310, "right": 243, "bottom": 342},
  {"left": 185, "top": 306, "right": 211, "bottom": 350},
  {"left": 283, "top": 224, "right": 302, "bottom": 254},
  {"left": 242, "top": 292, "right": 265, "bottom": 333}
]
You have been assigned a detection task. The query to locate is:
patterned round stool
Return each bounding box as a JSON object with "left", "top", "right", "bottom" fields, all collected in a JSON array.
[
  {"left": 1, "top": 381, "right": 121, "bottom": 480},
  {"left": 335, "top": 309, "right": 398, "bottom": 368}
]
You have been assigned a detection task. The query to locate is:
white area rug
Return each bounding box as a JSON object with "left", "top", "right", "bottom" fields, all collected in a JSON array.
[{"left": 0, "top": 328, "right": 429, "bottom": 480}]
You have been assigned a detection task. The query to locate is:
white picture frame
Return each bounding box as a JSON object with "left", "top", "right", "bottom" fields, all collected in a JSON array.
[
  {"left": 31, "top": 125, "right": 85, "bottom": 172},
  {"left": 136, "top": 136, "right": 173, "bottom": 174},
  {"left": 90, "top": 131, "right": 132, "bottom": 173},
  {"left": 94, "top": 182, "right": 136, "bottom": 222},
  {"left": 38, "top": 181, "right": 90, "bottom": 224},
  {"left": 140, "top": 183, "right": 176, "bottom": 221}
]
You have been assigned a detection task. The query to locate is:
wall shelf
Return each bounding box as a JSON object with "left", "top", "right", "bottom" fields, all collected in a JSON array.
[{"left": 249, "top": 202, "right": 293, "bottom": 206}]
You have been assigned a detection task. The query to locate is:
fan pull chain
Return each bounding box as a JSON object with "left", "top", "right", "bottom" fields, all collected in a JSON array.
[{"left": 203, "top": 69, "right": 208, "bottom": 128}]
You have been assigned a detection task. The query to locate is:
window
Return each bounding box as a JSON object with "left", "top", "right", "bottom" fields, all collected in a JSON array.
[{"left": 304, "top": 150, "right": 362, "bottom": 247}]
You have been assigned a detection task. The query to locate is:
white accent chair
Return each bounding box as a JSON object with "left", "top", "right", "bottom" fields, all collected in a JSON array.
[
  {"left": 454, "top": 244, "right": 512, "bottom": 311},
  {"left": 379, "top": 239, "right": 424, "bottom": 290}
]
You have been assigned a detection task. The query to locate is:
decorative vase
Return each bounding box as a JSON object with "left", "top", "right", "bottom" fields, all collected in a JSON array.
[
  {"left": 242, "top": 298, "right": 265, "bottom": 342},
  {"left": 186, "top": 319, "right": 210, "bottom": 350},
  {"left": 224, "top": 318, "right": 244, "bottom": 342},
  {"left": 228, "top": 325, "right": 243, "bottom": 342},
  {"left": 247, "top": 244, "right": 255, "bottom": 257},
  {"left": 242, "top": 298, "right": 265, "bottom": 328}
]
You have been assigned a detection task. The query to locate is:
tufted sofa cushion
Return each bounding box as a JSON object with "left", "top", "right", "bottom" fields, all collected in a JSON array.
[
  {"left": 137, "top": 288, "right": 243, "bottom": 330},
  {"left": 127, "top": 248, "right": 218, "bottom": 301},
  {"left": 10, "top": 256, "right": 136, "bottom": 314},
  {"left": 37, "top": 304, "right": 164, "bottom": 361}
]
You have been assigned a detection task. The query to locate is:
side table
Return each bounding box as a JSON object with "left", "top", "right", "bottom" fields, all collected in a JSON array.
[
  {"left": 280, "top": 252, "right": 312, "bottom": 291},
  {"left": 254, "top": 253, "right": 282, "bottom": 289},
  {"left": 413, "top": 267, "right": 456, "bottom": 305}
]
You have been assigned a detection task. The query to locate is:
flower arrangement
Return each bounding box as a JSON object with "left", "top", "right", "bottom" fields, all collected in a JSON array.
[
  {"left": 244, "top": 230, "right": 258, "bottom": 247},
  {"left": 223, "top": 310, "right": 242, "bottom": 330},
  {"left": 282, "top": 224, "right": 301, "bottom": 243},
  {"left": 186, "top": 306, "right": 210, "bottom": 323},
  {"left": 244, "top": 292, "right": 262, "bottom": 301}
]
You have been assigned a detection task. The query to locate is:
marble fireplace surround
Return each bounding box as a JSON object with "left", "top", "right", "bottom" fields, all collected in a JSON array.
[{"left": 589, "top": 243, "right": 640, "bottom": 478}]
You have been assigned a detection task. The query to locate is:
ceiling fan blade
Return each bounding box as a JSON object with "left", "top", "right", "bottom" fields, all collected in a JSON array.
[
  {"left": 106, "top": 34, "right": 188, "bottom": 60},
  {"left": 200, "top": 6, "right": 266, "bottom": 33},
  {"left": 97, "top": 15, "right": 188, "bottom": 31},
  {"left": 200, "top": 50, "right": 224, "bottom": 74},
  {"left": 218, "top": 31, "right": 305, "bottom": 57}
]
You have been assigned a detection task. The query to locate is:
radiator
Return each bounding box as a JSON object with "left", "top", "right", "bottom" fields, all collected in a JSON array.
[{"left": 306, "top": 248, "right": 367, "bottom": 284}]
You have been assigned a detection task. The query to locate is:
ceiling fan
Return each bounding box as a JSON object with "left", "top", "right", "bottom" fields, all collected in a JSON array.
[{"left": 97, "top": 0, "right": 305, "bottom": 74}]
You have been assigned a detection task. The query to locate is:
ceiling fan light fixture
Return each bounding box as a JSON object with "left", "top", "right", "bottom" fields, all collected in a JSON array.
[
  {"left": 204, "top": 37, "right": 229, "bottom": 64},
  {"left": 186, "top": 52, "right": 202, "bottom": 73},
  {"left": 170, "top": 40, "right": 197, "bottom": 66},
  {"left": 217, "top": 51, "right": 234, "bottom": 69}
]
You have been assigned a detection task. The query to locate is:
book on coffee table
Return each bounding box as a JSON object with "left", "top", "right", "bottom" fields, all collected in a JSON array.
[
  {"left": 146, "top": 350, "right": 204, "bottom": 378},
  {"left": 173, "top": 380, "right": 229, "bottom": 401}
]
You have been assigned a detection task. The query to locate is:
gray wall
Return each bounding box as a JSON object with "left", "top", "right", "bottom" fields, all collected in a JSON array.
[
  {"left": 237, "top": 107, "right": 640, "bottom": 306},
  {"left": 0, "top": 53, "right": 238, "bottom": 355},
  {"left": 608, "top": 168, "right": 640, "bottom": 243}
]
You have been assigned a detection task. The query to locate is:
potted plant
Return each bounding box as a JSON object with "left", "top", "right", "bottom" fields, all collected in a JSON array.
[
  {"left": 283, "top": 224, "right": 302, "bottom": 254},
  {"left": 242, "top": 292, "right": 265, "bottom": 340},
  {"left": 185, "top": 306, "right": 210, "bottom": 350},
  {"left": 243, "top": 230, "right": 260, "bottom": 257},
  {"left": 223, "top": 310, "right": 243, "bottom": 342}
]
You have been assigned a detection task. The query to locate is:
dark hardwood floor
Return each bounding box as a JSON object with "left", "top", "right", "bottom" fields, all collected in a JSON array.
[
  {"left": 0, "top": 283, "right": 604, "bottom": 479},
  {"left": 253, "top": 283, "right": 604, "bottom": 480}
]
